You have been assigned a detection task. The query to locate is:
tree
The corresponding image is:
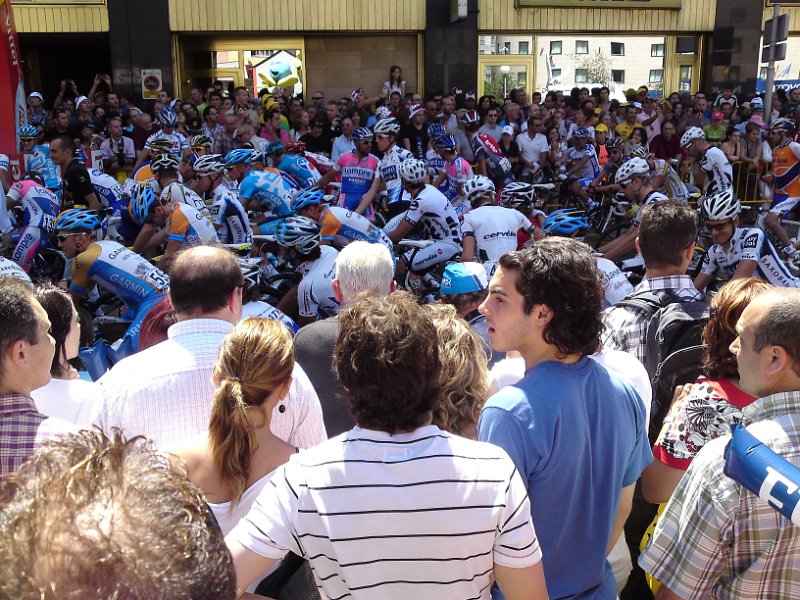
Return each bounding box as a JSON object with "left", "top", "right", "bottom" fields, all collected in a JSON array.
[{"left": 571, "top": 49, "right": 612, "bottom": 85}]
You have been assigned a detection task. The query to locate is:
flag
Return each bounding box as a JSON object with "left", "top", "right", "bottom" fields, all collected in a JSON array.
[{"left": 778, "top": 63, "right": 792, "bottom": 79}]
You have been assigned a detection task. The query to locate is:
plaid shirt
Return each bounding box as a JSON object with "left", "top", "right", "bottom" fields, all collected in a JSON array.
[
  {"left": 640, "top": 390, "right": 800, "bottom": 599},
  {"left": 602, "top": 274, "right": 703, "bottom": 365},
  {"left": 0, "top": 393, "right": 74, "bottom": 479},
  {"left": 213, "top": 128, "right": 237, "bottom": 155}
]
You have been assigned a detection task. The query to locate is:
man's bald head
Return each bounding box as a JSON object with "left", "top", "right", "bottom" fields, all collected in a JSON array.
[{"left": 169, "top": 246, "right": 243, "bottom": 316}]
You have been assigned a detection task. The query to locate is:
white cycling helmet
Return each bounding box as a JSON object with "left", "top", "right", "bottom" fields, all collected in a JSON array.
[
  {"left": 680, "top": 126, "right": 705, "bottom": 148},
  {"left": 398, "top": 158, "right": 427, "bottom": 184},
  {"left": 462, "top": 175, "right": 496, "bottom": 204},
  {"left": 703, "top": 188, "right": 740, "bottom": 221},
  {"left": 374, "top": 117, "right": 400, "bottom": 136},
  {"left": 499, "top": 181, "right": 535, "bottom": 209},
  {"left": 615, "top": 157, "right": 650, "bottom": 185},
  {"left": 770, "top": 117, "right": 795, "bottom": 134},
  {"left": 630, "top": 145, "right": 650, "bottom": 160},
  {"left": 150, "top": 152, "right": 181, "bottom": 174},
  {"left": 193, "top": 154, "right": 226, "bottom": 176}
]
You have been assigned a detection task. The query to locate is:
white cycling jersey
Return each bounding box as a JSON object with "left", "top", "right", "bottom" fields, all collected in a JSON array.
[
  {"left": 633, "top": 189, "right": 670, "bottom": 226},
  {"left": 376, "top": 145, "right": 414, "bottom": 205},
  {"left": 296, "top": 244, "right": 341, "bottom": 320},
  {"left": 700, "top": 226, "right": 800, "bottom": 288},
  {"left": 160, "top": 180, "right": 209, "bottom": 215},
  {"left": 596, "top": 256, "right": 634, "bottom": 307},
  {"left": 402, "top": 184, "right": 462, "bottom": 246},
  {"left": 699, "top": 145, "right": 733, "bottom": 196},
  {"left": 461, "top": 205, "right": 532, "bottom": 264},
  {"left": 89, "top": 169, "right": 123, "bottom": 209},
  {"left": 211, "top": 185, "right": 251, "bottom": 245}
]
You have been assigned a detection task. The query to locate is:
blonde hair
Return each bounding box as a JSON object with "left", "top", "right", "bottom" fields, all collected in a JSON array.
[
  {"left": 208, "top": 318, "right": 294, "bottom": 504},
  {"left": 426, "top": 304, "right": 490, "bottom": 438}
]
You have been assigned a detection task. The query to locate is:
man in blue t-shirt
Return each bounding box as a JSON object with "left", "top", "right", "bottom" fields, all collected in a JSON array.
[{"left": 478, "top": 238, "right": 652, "bottom": 600}]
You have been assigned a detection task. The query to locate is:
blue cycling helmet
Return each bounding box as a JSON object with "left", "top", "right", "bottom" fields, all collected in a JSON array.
[
  {"left": 573, "top": 127, "right": 590, "bottom": 138},
  {"left": 159, "top": 107, "right": 178, "bottom": 127},
  {"left": 542, "top": 209, "right": 589, "bottom": 236},
  {"left": 441, "top": 262, "right": 488, "bottom": 295},
  {"left": 263, "top": 141, "right": 284, "bottom": 157},
  {"left": 353, "top": 127, "right": 373, "bottom": 142},
  {"left": 19, "top": 124, "right": 38, "bottom": 138},
  {"left": 74, "top": 147, "right": 89, "bottom": 162},
  {"left": 434, "top": 134, "right": 457, "bottom": 151},
  {"left": 427, "top": 124, "right": 446, "bottom": 138},
  {"left": 225, "top": 148, "right": 253, "bottom": 167},
  {"left": 128, "top": 184, "right": 159, "bottom": 226},
  {"left": 274, "top": 216, "right": 321, "bottom": 255},
  {"left": 290, "top": 188, "right": 325, "bottom": 212},
  {"left": 55, "top": 208, "right": 102, "bottom": 233}
]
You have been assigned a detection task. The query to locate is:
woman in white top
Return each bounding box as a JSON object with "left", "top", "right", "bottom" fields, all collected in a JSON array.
[
  {"left": 31, "top": 284, "right": 102, "bottom": 425},
  {"left": 383, "top": 65, "right": 406, "bottom": 97}
]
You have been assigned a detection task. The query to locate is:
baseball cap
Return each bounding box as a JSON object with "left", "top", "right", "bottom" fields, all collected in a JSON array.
[
  {"left": 740, "top": 101, "right": 752, "bottom": 110},
  {"left": 441, "top": 262, "right": 488, "bottom": 295},
  {"left": 351, "top": 87, "right": 365, "bottom": 101},
  {"left": 712, "top": 111, "right": 724, "bottom": 120},
  {"left": 27, "top": 92, "right": 43, "bottom": 101},
  {"left": 632, "top": 102, "right": 643, "bottom": 110},
  {"left": 75, "top": 95, "right": 89, "bottom": 108},
  {"left": 595, "top": 123, "right": 609, "bottom": 133},
  {"left": 465, "top": 91, "right": 476, "bottom": 100},
  {"left": 750, "top": 97, "right": 764, "bottom": 107},
  {"left": 501, "top": 125, "right": 515, "bottom": 136}
]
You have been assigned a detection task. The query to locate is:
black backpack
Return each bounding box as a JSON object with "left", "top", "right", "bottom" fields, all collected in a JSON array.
[{"left": 615, "top": 290, "right": 710, "bottom": 444}]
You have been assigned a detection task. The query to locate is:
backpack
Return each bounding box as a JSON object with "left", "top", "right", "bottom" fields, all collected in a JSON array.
[
  {"left": 471, "top": 133, "right": 512, "bottom": 182},
  {"left": 615, "top": 290, "right": 710, "bottom": 445}
]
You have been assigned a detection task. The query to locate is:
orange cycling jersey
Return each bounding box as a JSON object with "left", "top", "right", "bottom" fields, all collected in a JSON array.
[
  {"left": 167, "top": 203, "right": 219, "bottom": 246},
  {"left": 772, "top": 142, "right": 800, "bottom": 197}
]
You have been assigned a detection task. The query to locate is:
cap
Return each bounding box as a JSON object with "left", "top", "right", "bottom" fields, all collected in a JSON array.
[
  {"left": 501, "top": 125, "right": 515, "bottom": 136},
  {"left": 632, "top": 102, "right": 643, "bottom": 110},
  {"left": 440, "top": 262, "right": 488, "bottom": 295},
  {"left": 351, "top": 87, "right": 365, "bottom": 101},
  {"left": 27, "top": 92, "right": 43, "bottom": 101},
  {"left": 465, "top": 91, "right": 476, "bottom": 100},
  {"left": 409, "top": 104, "right": 424, "bottom": 118},
  {"left": 594, "top": 107, "right": 602, "bottom": 115},
  {"left": 638, "top": 86, "right": 649, "bottom": 93},
  {"left": 750, "top": 97, "right": 764, "bottom": 107},
  {"left": 75, "top": 95, "right": 89, "bottom": 107},
  {"left": 712, "top": 111, "right": 724, "bottom": 120},
  {"left": 740, "top": 102, "right": 752, "bottom": 110},
  {"left": 595, "top": 123, "right": 609, "bottom": 133}
]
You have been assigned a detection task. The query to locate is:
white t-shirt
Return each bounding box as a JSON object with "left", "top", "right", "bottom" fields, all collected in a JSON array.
[
  {"left": 596, "top": 256, "right": 634, "bottom": 307},
  {"left": 516, "top": 132, "right": 549, "bottom": 177},
  {"left": 461, "top": 205, "right": 532, "bottom": 264},
  {"left": 32, "top": 377, "right": 104, "bottom": 426}
]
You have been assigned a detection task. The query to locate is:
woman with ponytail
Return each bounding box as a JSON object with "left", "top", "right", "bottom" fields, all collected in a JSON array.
[{"left": 172, "top": 317, "right": 295, "bottom": 526}]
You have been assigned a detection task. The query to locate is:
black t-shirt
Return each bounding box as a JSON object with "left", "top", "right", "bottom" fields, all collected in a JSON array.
[
  {"left": 43, "top": 127, "right": 77, "bottom": 143},
  {"left": 299, "top": 132, "right": 333, "bottom": 155},
  {"left": 400, "top": 123, "right": 429, "bottom": 160},
  {"left": 62, "top": 159, "right": 96, "bottom": 207}
]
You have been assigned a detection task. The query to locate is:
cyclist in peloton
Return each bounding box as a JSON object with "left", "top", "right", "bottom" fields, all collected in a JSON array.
[
  {"left": 55, "top": 208, "right": 169, "bottom": 352},
  {"left": 19, "top": 125, "right": 61, "bottom": 199},
  {"left": 356, "top": 117, "right": 414, "bottom": 218},
  {"left": 230, "top": 149, "right": 298, "bottom": 235},
  {"left": 290, "top": 188, "right": 393, "bottom": 253},
  {"left": 630, "top": 145, "right": 690, "bottom": 202},
  {"left": 461, "top": 110, "right": 514, "bottom": 189},
  {"left": 193, "top": 154, "right": 252, "bottom": 245},
  {"left": 386, "top": 158, "right": 462, "bottom": 273},
  {"left": 567, "top": 127, "right": 602, "bottom": 190},
  {"left": 150, "top": 153, "right": 209, "bottom": 216},
  {"left": 6, "top": 172, "right": 59, "bottom": 273},
  {"left": 460, "top": 175, "right": 534, "bottom": 272},
  {"left": 590, "top": 137, "right": 625, "bottom": 196},
  {"left": 425, "top": 124, "right": 449, "bottom": 194},
  {"left": 315, "top": 126, "right": 379, "bottom": 219},
  {"left": 762, "top": 118, "right": 800, "bottom": 271},
  {"left": 431, "top": 134, "right": 474, "bottom": 216},
  {"left": 681, "top": 126, "right": 733, "bottom": 196},
  {"left": 599, "top": 156, "right": 669, "bottom": 261},
  {"left": 542, "top": 209, "right": 633, "bottom": 306},
  {"left": 190, "top": 134, "right": 213, "bottom": 157},
  {"left": 694, "top": 188, "right": 800, "bottom": 291},
  {"left": 264, "top": 141, "right": 321, "bottom": 188},
  {"left": 87, "top": 166, "right": 125, "bottom": 210},
  {"left": 133, "top": 108, "right": 190, "bottom": 171},
  {"left": 498, "top": 181, "right": 547, "bottom": 249},
  {"left": 129, "top": 184, "right": 218, "bottom": 272},
  {"left": 273, "top": 215, "right": 340, "bottom": 326}
]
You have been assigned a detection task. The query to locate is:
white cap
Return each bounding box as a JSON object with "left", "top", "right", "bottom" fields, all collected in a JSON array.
[
  {"left": 75, "top": 95, "right": 89, "bottom": 108},
  {"left": 409, "top": 104, "right": 424, "bottom": 118},
  {"left": 501, "top": 125, "right": 515, "bottom": 136},
  {"left": 27, "top": 92, "right": 43, "bottom": 101},
  {"left": 632, "top": 102, "right": 643, "bottom": 110}
]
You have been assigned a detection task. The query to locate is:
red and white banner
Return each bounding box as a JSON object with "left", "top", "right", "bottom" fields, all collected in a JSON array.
[{"left": 0, "top": 0, "right": 26, "bottom": 161}]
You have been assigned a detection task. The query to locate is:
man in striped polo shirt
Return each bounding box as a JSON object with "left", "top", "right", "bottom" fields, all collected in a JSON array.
[{"left": 227, "top": 291, "right": 548, "bottom": 600}]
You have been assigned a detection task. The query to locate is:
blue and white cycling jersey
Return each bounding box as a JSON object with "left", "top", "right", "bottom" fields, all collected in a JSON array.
[
  {"left": 211, "top": 184, "right": 252, "bottom": 245},
  {"left": 376, "top": 145, "right": 413, "bottom": 205},
  {"left": 144, "top": 132, "right": 188, "bottom": 158},
  {"left": 425, "top": 148, "right": 449, "bottom": 194},
  {"left": 241, "top": 300, "right": 300, "bottom": 335},
  {"left": 238, "top": 168, "right": 299, "bottom": 218},
  {"left": 89, "top": 169, "right": 124, "bottom": 209},
  {"left": 24, "top": 144, "right": 61, "bottom": 191},
  {"left": 567, "top": 144, "right": 602, "bottom": 182},
  {"left": 277, "top": 154, "right": 321, "bottom": 188},
  {"left": 296, "top": 245, "right": 340, "bottom": 320}
]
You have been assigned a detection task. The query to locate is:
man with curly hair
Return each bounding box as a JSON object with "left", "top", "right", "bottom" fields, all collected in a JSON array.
[
  {"left": 226, "top": 291, "right": 549, "bottom": 600},
  {"left": 478, "top": 238, "right": 652, "bottom": 600}
]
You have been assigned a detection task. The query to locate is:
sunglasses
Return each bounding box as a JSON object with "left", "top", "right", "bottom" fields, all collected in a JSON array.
[
  {"left": 375, "top": 134, "right": 390, "bottom": 141},
  {"left": 312, "top": 96, "right": 324, "bottom": 100},
  {"left": 707, "top": 221, "right": 733, "bottom": 231},
  {"left": 357, "top": 138, "right": 373, "bottom": 143},
  {"left": 56, "top": 233, "right": 83, "bottom": 243},
  {"left": 20, "top": 137, "right": 36, "bottom": 142}
]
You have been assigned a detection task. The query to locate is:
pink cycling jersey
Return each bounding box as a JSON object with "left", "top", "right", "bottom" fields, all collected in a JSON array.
[{"left": 335, "top": 151, "right": 379, "bottom": 215}]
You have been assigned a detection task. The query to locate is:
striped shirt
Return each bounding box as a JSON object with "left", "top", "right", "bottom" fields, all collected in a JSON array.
[
  {"left": 602, "top": 275, "right": 704, "bottom": 365},
  {"left": 640, "top": 390, "right": 800, "bottom": 599},
  {"left": 230, "top": 425, "right": 541, "bottom": 599}
]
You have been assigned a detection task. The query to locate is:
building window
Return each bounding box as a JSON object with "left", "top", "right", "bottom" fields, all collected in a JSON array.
[
  {"left": 649, "top": 69, "right": 664, "bottom": 83},
  {"left": 502, "top": 42, "right": 511, "bottom": 54},
  {"left": 611, "top": 42, "right": 625, "bottom": 56},
  {"left": 728, "top": 66, "right": 740, "bottom": 82},
  {"left": 550, "top": 40, "right": 562, "bottom": 55},
  {"left": 576, "top": 69, "right": 589, "bottom": 83},
  {"left": 612, "top": 70, "right": 625, "bottom": 84},
  {"left": 518, "top": 41, "right": 529, "bottom": 54},
  {"left": 651, "top": 43, "right": 665, "bottom": 57},
  {"left": 552, "top": 68, "right": 562, "bottom": 78},
  {"left": 576, "top": 40, "right": 589, "bottom": 54}
]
